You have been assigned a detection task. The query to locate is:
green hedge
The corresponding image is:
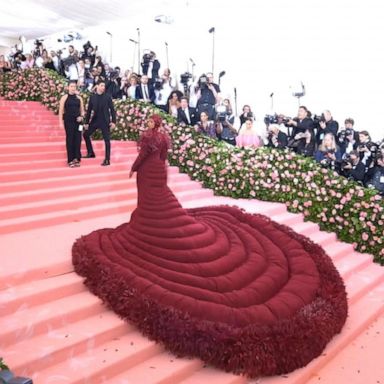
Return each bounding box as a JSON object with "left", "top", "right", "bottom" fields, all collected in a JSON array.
[{"left": 1, "top": 69, "right": 383, "bottom": 264}]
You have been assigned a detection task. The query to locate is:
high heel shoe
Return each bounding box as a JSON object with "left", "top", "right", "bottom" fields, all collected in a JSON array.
[
  {"left": 84, "top": 153, "right": 96, "bottom": 158},
  {"left": 101, "top": 159, "right": 110, "bottom": 166}
]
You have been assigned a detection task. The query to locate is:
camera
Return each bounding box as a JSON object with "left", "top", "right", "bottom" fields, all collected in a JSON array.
[
  {"left": 154, "top": 78, "right": 163, "bottom": 90},
  {"left": 215, "top": 105, "right": 227, "bottom": 122},
  {"left": 180, "top": 72, "right": 192, "bottom": 85},
  {"left": 340, "top": 154, "right": 353, "bottom": 170},
  {"left": 198, "top": 74, "right": 208, "bottom": 90},
  {"left": 338, "top": 128, "right": 354, "bottom": 143},
  {"left": 264, "top": 114, "right": 290, "bottom": 126},
  {"left": 313, "top": 113, "right": 326, "bottom": 128},
  {"left": 142, "top": 51, "right": 154, "bottom": 64}
]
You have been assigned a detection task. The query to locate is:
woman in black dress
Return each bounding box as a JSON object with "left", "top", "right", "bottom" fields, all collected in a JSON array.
[{"left": 59, "top": 81, "right": 85, "bottom": 167}]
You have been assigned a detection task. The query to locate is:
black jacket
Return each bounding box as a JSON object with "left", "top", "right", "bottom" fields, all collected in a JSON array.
[
  {"left": 136, "top": 83, "right": 156, "bottom": 103},
  {"left": 177, "top": 107, "right": 198, "bottom": 126},
  {"left": 291, "top": 117, "right": 314, "bottom": 137},
  {"left": 316, "top": 120, "right": 339, "bottom": 144},
  {"left": 85, "top": 93, "right": 116, "bottom": 126},
  {"left": 267, "top": 131, "right": 288, "bottom": 149}
]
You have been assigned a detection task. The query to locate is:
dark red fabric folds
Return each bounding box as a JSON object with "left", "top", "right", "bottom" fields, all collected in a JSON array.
[{"left": 72, "top": 132, "right": 347, "bottom": 377}]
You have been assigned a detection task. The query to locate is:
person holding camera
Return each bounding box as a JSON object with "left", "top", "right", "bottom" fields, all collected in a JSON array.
[
  {"left": 315, "top": 133, "right": 342, "bottom": 169},
  {"left": 338, "top": 123, "right": 359, "bottom": 157},
  {"left": 83, "top": 80, "right": 116, "bottom": 166},
  {"left": 177, "top": 97, "right": 197, "bottom": 126},
  {"left": 358, "top": 131, "right": 377, "bottom": 169},
  {"left": 365, "top": 154, "right": 384, "bottom": 194},
  {"left": 194, "top": 111, "right": 222, "bottom": 139},
  {"left": 141, "top": 51, "right": 160, "bottom": 83},
  {"left": 58, "top": 81, "right": 85, "bottom": 168},
  {"left": 239, "top": 105, "right": 254, "bottom": 129},
  {"left": 136, "top": 75, "right": 155, "bottom": 103},
  {"left": 167, "top": 91, "right": 182, "bottom": 118},
  {"left": 316, "top": 110, "right": 339, "bottom": 145},
  {"left": 267, "top": 124, "right": 288, "bottom": 149},
  {"left": 196, "top": 73, "right": 220, "bottom": 120},
  {"left": 340, "top": 150, "right": 366, "bottom": 182},
  {"left": 286, "top": 106, "right": 314, "bottom": 138},
  {"left": 216, "top": 99, "right": 237, "bottom": 146}
]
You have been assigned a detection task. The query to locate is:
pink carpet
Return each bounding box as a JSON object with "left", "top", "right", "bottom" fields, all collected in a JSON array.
[{"left": 0, "top": 99, "right": 383, "bottom": 383}]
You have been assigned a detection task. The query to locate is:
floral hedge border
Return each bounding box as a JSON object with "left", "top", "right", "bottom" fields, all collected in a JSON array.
[{"left": 1, "top": 69, "right": 383, "bottom": 264}]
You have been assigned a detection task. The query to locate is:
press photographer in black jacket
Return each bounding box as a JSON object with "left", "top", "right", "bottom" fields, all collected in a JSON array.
[{"left": 286, "top": 106, "right": 314, "bottom": 137}]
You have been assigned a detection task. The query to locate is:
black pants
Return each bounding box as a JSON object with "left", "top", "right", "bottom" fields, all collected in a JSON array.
[
  {"left": 64, "top": 120, "right": 82, "bottom": 163},
  {"left": 83, "top": 123, "right": 111, "bottom": 161}
]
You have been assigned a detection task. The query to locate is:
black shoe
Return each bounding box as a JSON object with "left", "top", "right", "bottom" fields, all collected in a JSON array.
[
  {"left": 101, "top": 159, "right": 110, "bottom": 166},
  {"left": 84, "top": 153, "right": 96, "bottom": 158}
]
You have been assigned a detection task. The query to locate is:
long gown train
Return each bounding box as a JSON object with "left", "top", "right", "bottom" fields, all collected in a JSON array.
[{"left": 72, "top": 129, "right": 348, "bottom": 377}]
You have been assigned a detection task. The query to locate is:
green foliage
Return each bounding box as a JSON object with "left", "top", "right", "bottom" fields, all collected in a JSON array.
[{"left": 1, "top": 69, "right": 383, "bottom": 264}]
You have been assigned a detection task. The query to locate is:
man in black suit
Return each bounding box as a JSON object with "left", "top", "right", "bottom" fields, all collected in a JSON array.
[
  {"left": 141, "top": 51, "right": 160, "bottom": 83},
  {"left": 83, "top": 80, "right": 116, "bottom": 166},
  {"left": 136, "top": 75, "right": 155, "bottom": 103},
  {"left": 286, "top": 106, "right": 315, "bottom": 137},
  {"left": 177, "top": 97, "right": 197, "bottom": 126},
  {"left": 316, "top": 109, "right": 339, "bottom": 145}
]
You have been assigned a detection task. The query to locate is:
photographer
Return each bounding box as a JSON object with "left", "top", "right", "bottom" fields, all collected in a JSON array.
[
  {"left": 288, "top": 129, "right": 315, "bottom": 156},
  {"left": 315, "top": 133, "right": 342, "bottom": 170},
  {"left": 105, "top": 69, "right": 121, "bottom": 99},
  {"left": 0, "top": 55, "right": 11, "bottom": 72},
  {"left": 195, "top": 111, "right": 222, "bottom": 139},
  {"left": 239, "top": 105, "right": 254, "bottom": 129},
  {"left": 177, "top": 96, "right": 198, "bottom": 126},
  {"left": 340, "top": 150, "right": 366, "bottom": 182},
  {"left": 365, "top": 154, "right": 384, "bottom": 194},
  {"left": 338, "top": 121, "right": 359, "bottom": 157},
  {"left": 81, "top": 41, "right": 96, "bottom": 65},
  {"left": 316, "top": 110, "right": 339, "bottom": 145},
  {"left": 153, "top": 69, "right": 175, "bottom": 111},
  {"left": 267, "top": 124, "right": 288, "bottom": 149},
  {"left": 141, "top": 51, "right": 160, "bottom": 83},
  {"left": 358, "top": 131, "right": 377, "bottom": 169},
  {"left": 196, "top": 73, "right": 220, "bottom": 120},
  {"left": 286, "top": 106, "right": 314, "bottom": 137},
  {"left": 216, "top": 99, "right": 237, "bottom": 146},
  {"left": 20, "top": 54, "right": 34, "bottom": 70}
]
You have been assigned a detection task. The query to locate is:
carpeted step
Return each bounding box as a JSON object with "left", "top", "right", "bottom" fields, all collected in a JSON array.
[
  {"left": 0, "top": 291, "right": 105, "bottom": 348},
  {"left": 4, "top": 310, "right": 132, "bottom": 377},
  {"left": 0, "top": 273, "right": 84, "bottom": 317},
  {"left": 33, "top": 332, "right": 163, "bottom": 384}
]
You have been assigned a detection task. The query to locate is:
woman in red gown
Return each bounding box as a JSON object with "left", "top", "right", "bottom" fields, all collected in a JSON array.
[{"left": 73, "top": 114, "right": 347, "bottom": 377}]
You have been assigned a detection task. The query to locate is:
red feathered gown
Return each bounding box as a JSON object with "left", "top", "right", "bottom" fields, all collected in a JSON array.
[{"left": 72, "top": 129, "right": 348, "bottom": 377}]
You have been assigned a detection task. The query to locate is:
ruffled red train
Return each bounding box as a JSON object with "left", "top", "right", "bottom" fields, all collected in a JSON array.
[{"left": 72, "top": 131, "right": 347, "bottom": 377}]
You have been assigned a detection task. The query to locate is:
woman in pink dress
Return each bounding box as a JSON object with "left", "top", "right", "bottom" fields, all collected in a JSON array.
[{"left": 236, "top": 118, "right": 262, "bottom": 148}]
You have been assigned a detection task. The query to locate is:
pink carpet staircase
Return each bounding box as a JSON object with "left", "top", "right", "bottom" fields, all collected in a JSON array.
[{"left": 0, "top": 100, "right": 383, "bottom": 384}]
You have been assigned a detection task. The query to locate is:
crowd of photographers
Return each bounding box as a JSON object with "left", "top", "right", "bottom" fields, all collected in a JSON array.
[{"left": 1, "top": 39, "right": 383, "bottom": 195}]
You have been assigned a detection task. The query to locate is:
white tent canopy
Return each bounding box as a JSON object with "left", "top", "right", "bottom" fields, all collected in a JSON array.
[{"left": 1, "top": 0, "right": 384, "bottom": 140}]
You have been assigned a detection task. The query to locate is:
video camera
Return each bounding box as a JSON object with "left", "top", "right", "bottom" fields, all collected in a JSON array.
[
  {"left": 215, "top": 105, "right": 228, "bottom": 122},
  {"left": 180, "top": 72, "right": 192, "bottom": 85}
]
